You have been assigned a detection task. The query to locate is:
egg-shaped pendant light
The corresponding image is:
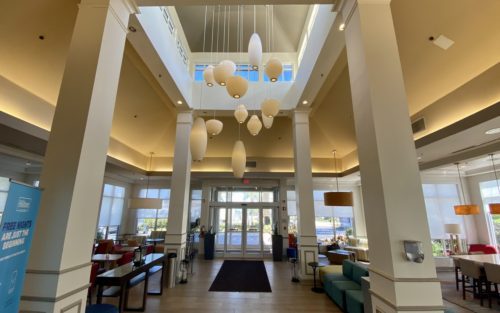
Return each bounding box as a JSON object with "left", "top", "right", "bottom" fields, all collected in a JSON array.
[
  {"left": 247, "top": 115, "right": 262, "bottom": 136},
  {"left": 265, "top": 57, "right": 283, "bottom": 82},
  {"left": 248, "top": 33, "right": 262, "bottom": 70},
  {"left": 203, "top": 65, "right": 215, "bottom": 87},
  {"left": 213, "top": 60, "right": 236, "bottom": 86},
  {"left": 234, "top": 104, "right": 249, "bottom": 124},
  {"left": 205, "top": 119, "right": 223, "bottom": 136},
  {"left": 189, "top": 117, "right": 207, "bottom": 162},
  {"left": 232, "top": 140, "right": 246, "bottom": 178},
  {"left": 262, "top": 114, "right": 273, "bottom": 129},
  {"left": 261, "top": 99, "right": 280, "bottom": 118},
  {"left": 226, "top": 76, "right": 248, "bottom": 99}
]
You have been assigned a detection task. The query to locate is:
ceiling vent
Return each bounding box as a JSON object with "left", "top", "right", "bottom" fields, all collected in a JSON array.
[
  {"left": 246, "top": 161, "right": 257, "bottom": 168},
  {"left": 411, "top": 118, "right": 426, "bottom": 134}
]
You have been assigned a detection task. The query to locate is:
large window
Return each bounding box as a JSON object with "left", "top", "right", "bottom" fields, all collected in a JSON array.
[
  {"left": 190, "top": 189, "right": 202, "bottom": 227},
  {"left": 194, "top": 64, "right": 293, "bottom": 82},
  {"left": 479, "top": 180, "right": 500, "bottom": 246},
  {"left": 136, "top": 188, "right": 170, "bottom": 235},
  {"left": 286, "top": 189, "right": 354, "bottom": 241},
  {"left": 216, "top": 190, "right": 275, "bottom": 203},
  {"left": 422, "top": 183, "right": 464, "bottom": 256},
  {"left": 97, "top": 184, "right": 125, "bottom": 240},
  {"left": 0, "top": 177, "right": 10, "bottom": 222}
]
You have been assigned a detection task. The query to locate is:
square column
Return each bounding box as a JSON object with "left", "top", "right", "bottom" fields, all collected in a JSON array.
[
  {"left": 20, "top": 0, "right": 136, "bottom": 312},
  {"left": 343, "top": 0, "right": 444, "bottom": 312},
  {"left": 165, "top": 111, "right": 192, "bottom": 274},
  {"left": 292, "top": 110, "right": 318, "bottom": 278}
]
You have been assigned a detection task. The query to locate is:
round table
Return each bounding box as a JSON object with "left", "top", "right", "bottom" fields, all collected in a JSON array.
[{"left": 307, "top": 261, "right": 325, "bottom": 293}]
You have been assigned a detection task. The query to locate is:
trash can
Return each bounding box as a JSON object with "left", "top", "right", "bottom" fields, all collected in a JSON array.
[
  {"left": 204, "top": 233, "right": 215, "bottom": 260},
  {"left": 166, "top": 252, "right": 177, "bottom": 288}
]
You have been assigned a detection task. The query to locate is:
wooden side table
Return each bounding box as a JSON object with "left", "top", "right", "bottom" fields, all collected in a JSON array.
[{"left": 327, "top": 249, "right": 356, "bottom": 265}]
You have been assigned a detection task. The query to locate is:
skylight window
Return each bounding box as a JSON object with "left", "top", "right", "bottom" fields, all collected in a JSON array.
[{"left": 194, "top": 64, "right": 293, "bottom": 82}]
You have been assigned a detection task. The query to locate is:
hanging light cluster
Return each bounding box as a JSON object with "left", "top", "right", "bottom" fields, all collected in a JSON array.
[{"left": 197, "top": 5, "right": 284, "bottom": 178}]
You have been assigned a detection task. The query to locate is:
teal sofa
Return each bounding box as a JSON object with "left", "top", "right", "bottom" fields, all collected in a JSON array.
[{"left": 323, "top": 260, "right": 369, "bottom": 313}]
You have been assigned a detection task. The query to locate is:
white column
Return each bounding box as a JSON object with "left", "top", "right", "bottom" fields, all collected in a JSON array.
[
  {"left": 292, "top": 110, "right": 318, "bottom": 278},
  {"left": 20, "top": 1, "right": 136, "bottom": 312},
  {"left": 165, "top": 111, "right": 192, "bottom": 268},
  {"left": 278, "top": 178, "right": 289, "bottom": 253},
  {"left": 343, "top": 0, "right": 444, "bottom": 312}
]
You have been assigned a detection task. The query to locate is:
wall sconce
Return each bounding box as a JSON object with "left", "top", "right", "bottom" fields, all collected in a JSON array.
[{"left": 403, "top": 240, "right": 424, "bottom": 263}]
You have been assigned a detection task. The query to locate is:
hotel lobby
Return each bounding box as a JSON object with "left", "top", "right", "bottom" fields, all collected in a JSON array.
[{"left": 0, "top": 0, "right": 499, "bottom": 312}]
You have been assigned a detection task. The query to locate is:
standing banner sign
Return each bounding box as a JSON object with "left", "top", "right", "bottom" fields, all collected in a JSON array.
[{"left": 0, "top": 180, "right": 42, "bottom": 313}]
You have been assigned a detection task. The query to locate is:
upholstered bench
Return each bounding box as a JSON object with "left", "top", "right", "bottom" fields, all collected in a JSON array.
[
  {"left": 319, "top": 264, "right": 342, "bottom": 284},
  {"left": 323, "top": 260, "right": 369, "bottom": 312},
  {"left": 346, "top": 289, "right": 364, "bottom": 313},
  {"left": 85, "top": 304, "right": 118, "bottom": 313}
]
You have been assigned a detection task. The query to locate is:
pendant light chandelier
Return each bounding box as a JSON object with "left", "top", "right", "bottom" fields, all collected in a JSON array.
[
  {"left": 324, "top": 150, "right": 353, "bottom": 207},
  {"left": 129, "top": 152, "right": 163, "bottom": 209},
  {"left": 232, "top": 124, "right": 246, "bottom": 178},
  {"left": 234, "top": 104, "right": 248, "bottom": 123},
  {"left": 264, "top": 5, "right": 283, "bottom": 82},
  {"left": 201, "top": 6, "right": 223, "bottom": 137},
  {"left": 453, "top": 162, "right": 480, "bottom": 215},
  {"left": 262, "top": 113, "right": 273, "bottom": 129},
  {"left": 190, "top": 117, "right": 208, "bottom": 161},
  {"left": 247, "top": 114, "right": 262, "bottom": 136},
  {"left": 226, "top": 6, "right": 248, "bottom": 99},
  {"left": 488, "top": 154, "right": 500, "bottom": 214},
  {"left": 248, "top": 6, "right": 262, "bottom": 70},
  {"left": 261, "top": 98, "right": 280, "bottom": 118}
]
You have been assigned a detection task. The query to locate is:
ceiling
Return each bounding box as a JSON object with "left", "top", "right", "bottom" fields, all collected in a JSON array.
[
  {"left": 176, "top": 5, "right": 309, "bottom": 53},
  {"left": 0, "top": 0, "right": 499, "bottom": 174}
]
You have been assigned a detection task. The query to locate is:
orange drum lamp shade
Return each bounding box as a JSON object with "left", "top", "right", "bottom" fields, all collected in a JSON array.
[
  {"left": 324, "top": 192, "right": 353, "bottom": 207},
  {"left": 488, "top": 154, "right": 500, "bottom": 215},
  {"left": 454, "top": 204, "right": 480, "bottom": 215}
]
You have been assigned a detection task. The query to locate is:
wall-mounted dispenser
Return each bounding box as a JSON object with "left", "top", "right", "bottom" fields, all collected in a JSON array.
[{"left": 403, "top": 240, "right": 424, "bottom": 263}]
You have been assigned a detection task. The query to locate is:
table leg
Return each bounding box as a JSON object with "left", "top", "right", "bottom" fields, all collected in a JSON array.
[
  {"left": 311, "top": 266, "right": 324, "bottom": 293},
  {"left": 96, "top": 284, "right": 103, "bottom": 304},
  {"left": 118, "top": 283, "right": 126, "bottom": 313}
]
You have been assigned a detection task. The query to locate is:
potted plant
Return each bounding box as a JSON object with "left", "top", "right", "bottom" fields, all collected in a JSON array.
[{"left": 272, "top": 223, "right": 283, "bottom": 261}]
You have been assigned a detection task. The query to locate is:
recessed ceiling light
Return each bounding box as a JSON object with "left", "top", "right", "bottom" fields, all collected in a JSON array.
[
  {"left": 25, "top": 162, "right": 31, "bottom": 166},
  {"left": 338, "top": 23, "right": 345, "bottom": 31},
  {"left": 140, "top": 177, "right": 144, "bottom": 180},
  {"left": 485, "top": 128, "right": 500, "bottom": 135},
  {"left": 177, "top": 100, "right": 183, "bottom": 105},
  {"left": 417, "top": 156, "right": 422, "bottom": 161},
  {"left": 302, "top": 100, "right": 308, "bottom": 105}
]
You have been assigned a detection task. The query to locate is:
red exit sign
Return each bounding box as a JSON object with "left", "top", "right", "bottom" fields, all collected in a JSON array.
[{"left": 242, "top": 178, "right": 250, "bottom": 184}]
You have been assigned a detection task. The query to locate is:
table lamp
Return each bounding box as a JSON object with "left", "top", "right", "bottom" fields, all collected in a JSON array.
[{"left": 444, "top": 223, "right": 462, "bottom": 254}]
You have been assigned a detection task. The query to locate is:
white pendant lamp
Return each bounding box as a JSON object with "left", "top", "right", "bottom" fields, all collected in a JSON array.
[
  {"left": 247, "top": 115, "right": 262, "bottom": 136},
  {"left": 226, "top": 75, "right": 248, "bottom": 99},
  {"left": 214, "top": 60, "right": 236, "bottom": 86},
  {"left": 262, "top": 114, "right": 273, "bottom": 129},
  {"left": 189, "top": 117, "right": 207, "bottom": 162},
  {"left": 203, "top": 65, "right": 215, "bottom": 87},
  {"left": 261, "top": 99, "right": 280, "bottom": 118},
  {"left": 265, "top": 57, "right": 283, "bottom": 82},
  {"left": 234, "top": 104, "right": 249, "bottom": 123},
  {"left": 232, "top": 140, "right": 246, "bottom": 178},
  {"left": 248, "top": 33, "right": 262, "bottom": 70},
  {"left": 206, "top": 118, "right": 223, "bottom": 136}
]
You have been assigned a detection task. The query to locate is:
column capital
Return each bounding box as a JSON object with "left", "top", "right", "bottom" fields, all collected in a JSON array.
[
  {"left": 176, "top": 110, "right": 193, "bottom": 124},
  {"left": 292, "top": 109, "right": 311, "bottom": 124}
]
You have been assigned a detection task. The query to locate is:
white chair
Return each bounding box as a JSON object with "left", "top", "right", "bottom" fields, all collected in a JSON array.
[
  {"left": 461, "top": 259, "right": 488, "bottom": 306},
  {"left": 483, "top": 262, "right": 500, "bottom": 308}
]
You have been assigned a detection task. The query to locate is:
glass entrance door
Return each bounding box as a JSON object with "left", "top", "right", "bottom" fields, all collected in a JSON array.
[
  {"left": 212, "top": 206, "right": 277, "bottom": 257},
  {"left": 244, "top": 208, "right": 261, "bottom": 254},
  {"left": 227, "top": 208, "right": 243, "bottom": 254}
]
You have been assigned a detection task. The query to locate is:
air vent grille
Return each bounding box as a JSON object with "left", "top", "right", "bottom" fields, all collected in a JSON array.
[
  {"left": 246, "top": 161, "right": 257, "bottom": 168},
  {"left": 411, "top": 118, "right": 426, "bottom": 134}
]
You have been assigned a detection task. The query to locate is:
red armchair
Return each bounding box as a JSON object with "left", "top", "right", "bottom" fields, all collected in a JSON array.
[{"left": 469, "top": 244, "right": 498, "bottom": 254}]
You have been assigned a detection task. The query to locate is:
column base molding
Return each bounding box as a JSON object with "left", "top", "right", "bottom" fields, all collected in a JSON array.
[{"left": 371, "top": 289, "right": 445, "bottom": 312}]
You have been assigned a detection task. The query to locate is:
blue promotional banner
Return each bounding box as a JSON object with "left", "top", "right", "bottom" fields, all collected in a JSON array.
[{"left": 0, "top": 181, "right": 42, "bottom": 313}]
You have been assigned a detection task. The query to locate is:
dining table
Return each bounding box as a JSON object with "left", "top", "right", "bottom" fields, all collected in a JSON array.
[
  {"left": 95, "top": 253, "right": 166, "bottom": 313},
  {"left": 91, "top": 254, "right": 122, "bottom": 270},
  {"left": 451, "top": 254, "right": 500, "bottom": 265}
]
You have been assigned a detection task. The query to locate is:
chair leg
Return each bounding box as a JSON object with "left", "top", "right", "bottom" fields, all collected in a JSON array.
[
  {"left": 455, "top": 267, "right": 460, "bottom": 291},
  {"left": 479, "top": 279, "right": 484, "bottom": 306},
  {"left": 462, "top": 274, "right": 466, "bottom": 300},
  {"left": 487, "top": 281, "right": 492, "bottom": 308}
]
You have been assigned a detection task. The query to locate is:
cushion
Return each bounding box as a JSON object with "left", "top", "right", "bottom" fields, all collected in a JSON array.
[
  {"left": 352, "top": 263, "right": 369, "bottom": 284},
  {"left": 319, "top": 265, "right": 342, "bottom": 283},
  {"left": 346, "top": 290, "right": 364, "bottom": 313},
  {"left": 343, "top": 260, "right": 355, "bottom": 280},
  {"left": 330, "top": 280, "right": 362, "bottom": 309}
]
